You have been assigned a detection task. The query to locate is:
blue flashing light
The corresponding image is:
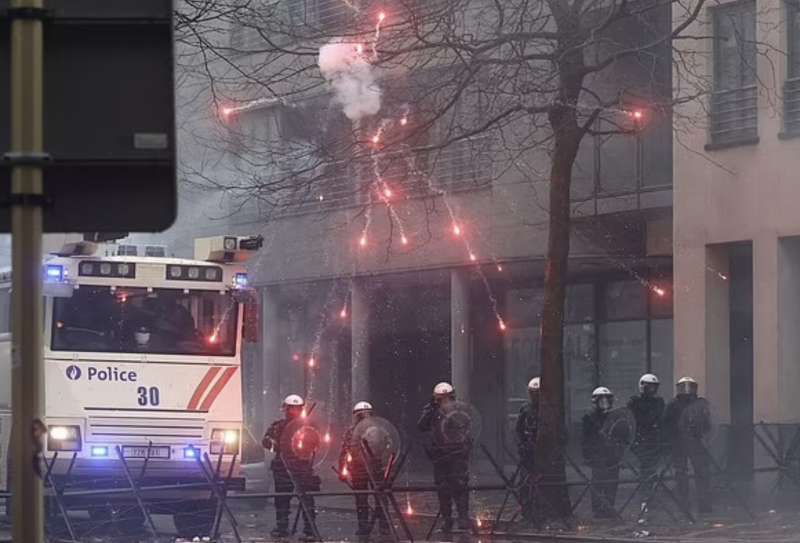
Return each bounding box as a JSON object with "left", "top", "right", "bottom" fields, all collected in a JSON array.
[
  {"left": 234, "top": 273, "right": 248, "bottom": 287},
  {"left": 183, "top": 446, "right": 197, "bottom": 459},
  {"left": 91, "top": 446, "right": 108, "bottom": 457},
  {"left": 45, "top": 264, "right": 64, "bottom": 282}
]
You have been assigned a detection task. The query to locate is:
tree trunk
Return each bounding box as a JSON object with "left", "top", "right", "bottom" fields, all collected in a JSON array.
[{"left": 534, "top": 110, "right": 582, "bottom": 520}]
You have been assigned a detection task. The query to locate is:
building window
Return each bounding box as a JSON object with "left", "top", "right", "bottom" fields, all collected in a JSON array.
[
  {"left": 785, "top": 1, "right": 800, "bottom": 134},
  {"left": 710, "top": 1, "right": 758, "bottom": 146}
]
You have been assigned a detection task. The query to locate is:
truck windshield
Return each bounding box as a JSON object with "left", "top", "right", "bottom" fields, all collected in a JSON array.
[{"left": 51, "top": 286, "right": 238, "bottom": 356}]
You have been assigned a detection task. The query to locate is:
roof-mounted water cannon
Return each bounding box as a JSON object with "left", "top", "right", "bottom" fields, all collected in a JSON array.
[{"left": 194, "top": 235, "right": 264, "bottom": 263}]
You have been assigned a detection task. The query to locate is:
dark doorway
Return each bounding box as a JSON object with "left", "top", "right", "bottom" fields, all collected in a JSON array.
[{"left": 728, "top": 244, "right": 754, "bottom": 478}]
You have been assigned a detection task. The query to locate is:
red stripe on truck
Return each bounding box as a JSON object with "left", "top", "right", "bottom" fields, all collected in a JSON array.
[
  {"left": 187, "top": 367, "right": 221, "bottom": 410},
  {"left": 198, "top": 367, "right": 238, "bottom": 411}
]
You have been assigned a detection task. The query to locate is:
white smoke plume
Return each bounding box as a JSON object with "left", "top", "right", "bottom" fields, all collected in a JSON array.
[{"left": 318, "top": 39, "right": 381, "bottom": 121}]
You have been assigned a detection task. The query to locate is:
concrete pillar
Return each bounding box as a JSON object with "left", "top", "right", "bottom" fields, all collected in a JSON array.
[
  {"left": 451, "top": 269, "right": 471, "bottom": 403},
  {"left": 261, "top": 286, "right": 282, "bottom": 423},
  {"left": 778, "top": 237, "right": 800, "bottom": 423},
  {"left": 753, "top": 235, "right": 779, "bottom": 422},
  {"left": 705, "top": 246, "right": 732, "bottom": 424},
  {"left": 351, "top": 280, "right": 370, "bottom": 403},
  {"left": 674, "top": 243, "right": 731, "bottom": 423}
]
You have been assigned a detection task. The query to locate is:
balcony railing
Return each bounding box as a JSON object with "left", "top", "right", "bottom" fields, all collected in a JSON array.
[
  {"left": 709, "top": 85, "right": 758, "bottom": 146},
  {"left": 282, "top": 136, "right": 494, "bottom": 215},
  {"left": 784, "top": 77, "right": 800, "bottom": 136}
]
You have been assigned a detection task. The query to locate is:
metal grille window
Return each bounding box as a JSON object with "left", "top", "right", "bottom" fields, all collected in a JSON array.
[
  {"left": 785, "top": 1, "right": 800, "bottom": 134},
  {"left": 710, "top": 1, "right": 758, "bottom": 146}
]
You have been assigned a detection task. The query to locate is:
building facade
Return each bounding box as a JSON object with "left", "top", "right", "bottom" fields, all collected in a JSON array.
[
  {"left": 674, "top": 0, "right": 800, "bottom": 469},
  {"left": 144, "top": 0, "right": 678, "bottom": 461}
]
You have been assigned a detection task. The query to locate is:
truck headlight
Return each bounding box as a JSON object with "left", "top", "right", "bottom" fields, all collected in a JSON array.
[
  {"left": 210, "top": 428, "right": 239, "bottom": 455},
  {"left": 48, "top": 425, "right": 82, "bottom": 452}
]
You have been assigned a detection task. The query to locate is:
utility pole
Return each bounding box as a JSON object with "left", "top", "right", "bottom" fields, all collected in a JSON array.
[{"left": 8, "top": 0, "right": 46, "bottom": 540}]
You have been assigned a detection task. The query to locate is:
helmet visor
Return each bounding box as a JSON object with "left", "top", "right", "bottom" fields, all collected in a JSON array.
[{"left": 676, "top": 381, "right": 698, "bottom": 396}]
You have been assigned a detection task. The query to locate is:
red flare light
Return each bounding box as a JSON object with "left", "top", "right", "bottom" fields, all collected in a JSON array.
[
  {"left": 308, "top": 357, "right": 316, "bottom": 368},
  {"left": 359, "top": 236, "right": 367, "bottom": 247},
  {"left": 452, "top": 224, "right": 462, "bottom": 236},
  {"left": 383, "top": 187, "right": 392, "bottom": 198},
  {"left": 401, "top": 235, "right": 408, "bottom": 245},
  {"left": 292, "top": 353, "right": 300, "bottom": 362},
  {"left": 633, "top": 110, "right": 643, "bottom": 120},
  {"left": 378, "top": 11, "right": 386, "bottom": 21},
  {"left": 477, "top": 518, "right": 483, "bottom": 528},
  {"left": 372, "top": 134, "right": 380, "bottom": 144},
  {"left": 400, "top": 117, "right": 408, "bottom": 126},
  {"left": 469, "top": 253, "right": 477, "bottom": 262},
  {"left": 497, "top": 264, "right": 503, "bottom": 272},
  {"left": 301, "top": 409, "right": 307, "bottom": 419},
  {"left": 652, "top": 286, "right": 666, "bottom": 297},
  {"left": 340, "top": 307, "right": 347, "bottom": 318},
  {"left": 406, "top": 503, "right": 414, "bottom": 515},
  {"left": 342, "top": 465, "right": 349, "bottom": 476},
  {"left": 298, "top": 440, "right": 304, "bottom": 450},
  {"left": 220, "top": 106, "right": 233, "bottom": 118},
  {"left": 324, "top": 432, "right": 332, "bottom": 443},
  {"left": 346, "top": 453, "right": 353, "bottom": 463},
  {"left": 208, "top": 333, "right": 219, "bottom": 344},
  {"left": 356, "top": 44, "right": 364, "bottom": 54},
  {"left": 498, "top": 319, "right": 507, "bottom": 331}
]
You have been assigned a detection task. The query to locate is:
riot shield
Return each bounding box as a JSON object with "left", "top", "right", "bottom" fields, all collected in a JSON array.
[
  {"left": 600, "top": 407, "right": 637, "bottom": 460},
  {"left": 352, "top": 415, "right": 402, "bottom": 467},
  {"left": 678, "top": 397, "right": 716, "bottom": 443},
  {"left": 280, "top": 417, "right": 332, "bottom": 469},
  {"left": 434, "top": 399, "right": 482, "bottom": 450}
]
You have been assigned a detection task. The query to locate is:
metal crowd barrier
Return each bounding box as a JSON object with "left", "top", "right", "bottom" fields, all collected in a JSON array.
[{"left": 2, "top": 422, "right": 798, "bottom": 542}]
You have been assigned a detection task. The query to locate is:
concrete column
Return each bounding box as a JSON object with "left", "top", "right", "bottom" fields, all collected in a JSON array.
[
  {"left": 674, "top": 243, "right": 731, "bottom": 422},
  {"left": 451, "top": 269, "right": 471, "bottom": 403},
  {"left": 778, "top": 237, "right": 800, "bottom": 423},
  {"left": 351, "top": 280, "right": 370, "bottom": 403},
  {"left": 261, "top": 286, "right": 282, "bottom": 423},
  {"left": 705, "top": 245, "right": 732, "bottom": 424},
  {"left": 753, "top": 235, "right": 779, "bottom": 422}
]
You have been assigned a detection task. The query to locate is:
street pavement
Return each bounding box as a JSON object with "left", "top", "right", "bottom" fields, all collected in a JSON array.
[{"left": 2, "top": 461, "right": 800, "bottom": 542}]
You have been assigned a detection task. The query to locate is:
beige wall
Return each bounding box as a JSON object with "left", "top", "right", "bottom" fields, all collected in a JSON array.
[{"left": 674, "top": 0, "right": 800, "bottom": 423}]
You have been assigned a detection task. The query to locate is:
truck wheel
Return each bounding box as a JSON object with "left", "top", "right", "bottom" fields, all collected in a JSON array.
[{"left": 173, "top": 499, "right": 217, "bottom": 538}]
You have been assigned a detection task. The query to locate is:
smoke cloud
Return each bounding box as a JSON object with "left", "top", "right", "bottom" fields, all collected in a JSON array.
[{"left": 318, "top": 40, "right": 381, "bottom": 121}]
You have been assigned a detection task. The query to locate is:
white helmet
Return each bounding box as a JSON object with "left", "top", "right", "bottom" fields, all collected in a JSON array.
[
  {"left": 676, "top": 376, "right": 698, "bottom": 396},
  {"left": 592, "top": 386, "right": 614, "bottom": 412},
  {"left": 639, "top": 373, "right": 660, "bottom": 394},
  {"left": 353, "top": 401, "right": 373, "bottom": 413},
  {"left": 528, "top": 377, "right": 541, "bottom": 391},
  {"left": 592, "top": 386, "right": 613, "bottom": 398},
  {"left": 433, "top": 382, "right": 454, "bottom": 396},
  {"left": 283, "top": 394, "right": 305, "bottom": 407}
]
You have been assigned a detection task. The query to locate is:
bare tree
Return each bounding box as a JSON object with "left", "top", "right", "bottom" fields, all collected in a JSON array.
[{"left": 173, "top": 0, "right": 778, "bottom": 517}]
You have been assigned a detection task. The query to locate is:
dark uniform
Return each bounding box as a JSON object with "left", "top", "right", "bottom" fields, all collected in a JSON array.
[
  {"left": 262, "top": 418, "right": 320, "bottom": 537},
  {"left": 339, "top": 425, "right": 389, "bottom": 536},
  {"left": 582, "top": 410, "right": 619, "bottom": 518},
  {"left": 627, "top": 394, "right": 665, "bottom": 493},
  {"left": 418, "top": 399, "right": 471, "bottom": 530},
  {"left": 663, "top": 395, "right": 712, "bottom": 513},
  {"left": 515, "top": 400, "right": 539, "bottom": 521}
]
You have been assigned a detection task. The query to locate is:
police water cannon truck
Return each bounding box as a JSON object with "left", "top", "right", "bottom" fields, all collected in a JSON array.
[{"left": 0, "top": 235, "right": 262, "bottom": 536}]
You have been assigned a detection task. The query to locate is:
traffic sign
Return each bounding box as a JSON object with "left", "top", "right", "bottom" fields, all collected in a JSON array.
[{"left": 0, "top": 0, "right": 175, "bottom": 232}]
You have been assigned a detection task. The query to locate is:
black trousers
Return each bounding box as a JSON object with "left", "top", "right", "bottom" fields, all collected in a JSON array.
[
  {"left": 589, "top": 459, "right": 619, "bottom": 516},
  {"left": 672, "top": 440, "right": 711, "bottom": 512},
  {"left": 273, "top": 469, "right": 316, "bottom": 534},
  {"left": 634, "top": 445, "right": 661, "bottom": 495},
  {"left": 518, "top": 457, "right": 538, "bottom": 521},
  {"left": 351, "top": 474, "right": 389, "bottom": 534},
  {"left": 432, "top": 455, "right": 469, "bottom": 520}
]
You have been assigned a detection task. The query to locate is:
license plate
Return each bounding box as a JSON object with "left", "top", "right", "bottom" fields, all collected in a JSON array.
[{"left": 122, "top": 446, "right": 170, "bottom": 459}]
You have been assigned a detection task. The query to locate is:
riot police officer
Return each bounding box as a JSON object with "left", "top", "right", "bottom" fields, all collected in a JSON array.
[
  {"left": 627, "top": 373, "right": 665, "bottom": 512},
  {"left": 262, "top": 394, "right": 319, "bottom": 539},
  {"left": 516, "top": 377, "right": 540, "bottom": 522},
  {"left": 418, "top": 382, "right": 471, "bottom": 532},
  {"left": 339, "top": 401, "right": 389, "bottom": 537},
  {"left": 582, "top": 387, "right": 619, "bottom": 519},
  {"left": 663, "top": 377, "right": 712, "bottom": 515}
]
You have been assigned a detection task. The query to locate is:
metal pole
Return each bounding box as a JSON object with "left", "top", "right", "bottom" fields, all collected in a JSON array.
[{"left": 9, "top": 0, "right": 45, "bottom": 539}]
